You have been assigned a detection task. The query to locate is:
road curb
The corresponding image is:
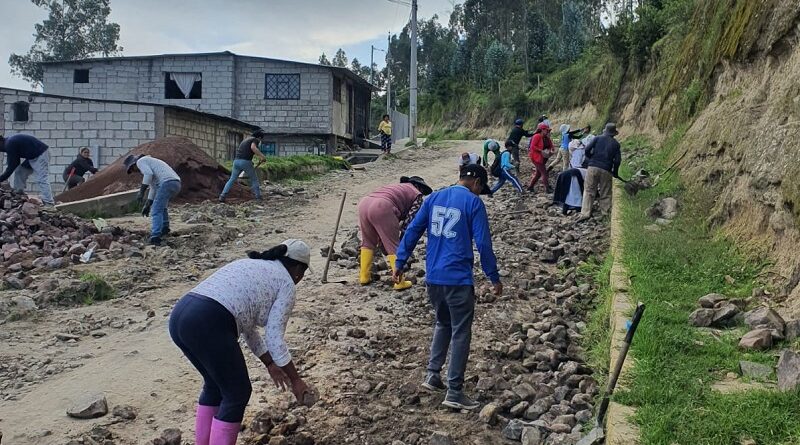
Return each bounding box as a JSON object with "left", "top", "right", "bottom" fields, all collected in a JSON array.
[{"left": 605, "top": 183, "right": 640, "bottom": 444}]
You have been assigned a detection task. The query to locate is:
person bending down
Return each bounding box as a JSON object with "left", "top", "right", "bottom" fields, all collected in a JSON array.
[
  {"left": 358, "top": 176, "right": 433, "bottom": 290},
  {"left": 63, "top": 147, "right": 99, "bottom": 189},
  {"left": 169, "top": 240, "right": 313, "bottom": 445}
]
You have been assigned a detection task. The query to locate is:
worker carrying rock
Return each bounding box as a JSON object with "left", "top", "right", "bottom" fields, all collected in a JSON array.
[
  {"left": 169, "top": 239, "right": 313, "bottom": 445},
  {"left": 358, "top": 176, "right": 433, "bottom": 290},
  {"left": 124, "top": 154, "right": 181, "bottom": 246},
  {"left": 62, "top": 147, "right": 99, "bottom": 189}
]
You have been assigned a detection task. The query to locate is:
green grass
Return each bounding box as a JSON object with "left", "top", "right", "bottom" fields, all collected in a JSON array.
[
  {"left": 614, "top": 136, "right": 800, "bottom": 444},
  {"left": 579, "top": 254, "right": 615, "bottom": 383},
  {"left": 223, "top": 155, "right": 349, "bottom": 183},
  {"left": 77, "top": 273, "right": 116, "bottom": 305}
]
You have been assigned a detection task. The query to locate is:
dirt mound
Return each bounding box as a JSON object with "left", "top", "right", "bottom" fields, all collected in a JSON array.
[{"left": 56, "top": 137, "right": 250, "bottom": 204}]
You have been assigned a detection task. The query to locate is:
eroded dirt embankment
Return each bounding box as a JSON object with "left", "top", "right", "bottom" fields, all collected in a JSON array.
[{"left": 611, "top": 2, "right": 800, "bottom": 316}]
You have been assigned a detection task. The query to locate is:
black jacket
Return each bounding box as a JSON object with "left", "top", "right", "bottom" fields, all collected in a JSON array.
[
  {"left": 506, "top": 126, "right": 534, "bottom": 146},
  {"left": 63, "top": 156, "right": 98, "bottom": 180},
  {"left": 584, "top": 133, "right": 621, "bottom": 175}
]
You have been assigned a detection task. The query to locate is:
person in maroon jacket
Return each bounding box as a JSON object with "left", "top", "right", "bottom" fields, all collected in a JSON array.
[{"left": 527, "top": 123, "right": 554, "bottom": 193}]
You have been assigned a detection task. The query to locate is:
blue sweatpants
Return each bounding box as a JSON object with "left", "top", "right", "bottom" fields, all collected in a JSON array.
[
  {"left": 168, "top": 293, "right": 252, "bottom": 423},
  {"left": 490, "top": 168, "right": 524, "bottom": 194}
]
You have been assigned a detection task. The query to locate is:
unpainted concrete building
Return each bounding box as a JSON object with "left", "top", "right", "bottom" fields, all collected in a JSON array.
[
  {"left": 41, "top": 51, "right": 374, "bottom": 154},
  {"left": 0, "top": 87, "right": 256, "bottom": 188}
]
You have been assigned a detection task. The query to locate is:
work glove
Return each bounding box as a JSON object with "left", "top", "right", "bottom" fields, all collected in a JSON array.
[
  {"left": 136, "top": 184, "right": 149, "bottom": 204},
  {"left": 141, "top": 199, "right": 153, "bottom": 217}
]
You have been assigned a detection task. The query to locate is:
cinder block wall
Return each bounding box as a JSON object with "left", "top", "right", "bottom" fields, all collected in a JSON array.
[
  {"left": 0, "top": 89, "right": 156, "bottom": 189},
  {"left": 163, "top": 108, "right": 253, "bottom": 163},
  {"left": 234, "top": 57, "right": 332, "bottom": 135}
]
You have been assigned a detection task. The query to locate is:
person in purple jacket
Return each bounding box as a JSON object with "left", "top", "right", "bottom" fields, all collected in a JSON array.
[
  {"left": 394, "top": 164, "right": 503, "bottom": 411},
  {"left": 0, "top": 133, "right": 54, "bottom": 206}
]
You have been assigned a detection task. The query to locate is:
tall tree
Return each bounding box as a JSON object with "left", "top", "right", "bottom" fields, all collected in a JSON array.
[
  {"left": 318, "top": 53, "right": 331, "bottom": 65},
  {"left": 332, "top": 48, "right": 348, "bottom": 68},
  {"left": 9, "top": 0, "right": 122, "bottom": 86}
]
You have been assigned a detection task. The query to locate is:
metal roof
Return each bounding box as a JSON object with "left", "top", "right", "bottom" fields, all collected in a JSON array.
[{"left": 40, "top": 51, "right": 376, "bottom": 91}]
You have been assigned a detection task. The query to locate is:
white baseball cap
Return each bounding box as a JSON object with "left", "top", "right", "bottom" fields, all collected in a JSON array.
[{"left": 281, "top": 239, "right": 311, "bottom": 267}]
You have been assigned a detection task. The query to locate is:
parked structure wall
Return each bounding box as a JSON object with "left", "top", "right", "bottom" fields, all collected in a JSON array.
[{"left": 162, "top": 108, "right": 254, "bottom": 164}]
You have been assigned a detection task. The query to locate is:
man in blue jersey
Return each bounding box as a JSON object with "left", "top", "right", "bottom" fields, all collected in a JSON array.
[{"left": 394, "top": 164, "right": 503, "bottom": 410}]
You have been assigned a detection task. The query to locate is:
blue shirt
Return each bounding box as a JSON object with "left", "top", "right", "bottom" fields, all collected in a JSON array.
[
  {"left": 500, "top": 151, "right": 514, "bottom": 171},
  {"left": 561, "top": 128, "right": 570, "bottom": 149},
  {"left": 0, "top": 134, "right": 49, "bottom": 182},
  {"left": 395, "top": 185, "right": 500, "bottom": 286}
]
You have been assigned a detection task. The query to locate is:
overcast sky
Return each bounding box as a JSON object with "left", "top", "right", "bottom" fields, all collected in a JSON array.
[{"left": 1, "top": 0, "right": 457, "bottom": 90}]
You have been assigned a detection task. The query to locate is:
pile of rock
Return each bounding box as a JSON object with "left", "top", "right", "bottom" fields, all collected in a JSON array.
[
  {"left": 688, "top": 293, "right": 745, "bottom": 328},
  {"left": 242, "top": 407, "right": 316, "bottom": 445},
  {"left": 0, "top": 186, "right": 138, "bottom": 289},
  {"left": 739, "top": 306, "right": 798, "bottom": 350},
  {"left": 645, "top": 197, "right": 678, "bottom": 229}
]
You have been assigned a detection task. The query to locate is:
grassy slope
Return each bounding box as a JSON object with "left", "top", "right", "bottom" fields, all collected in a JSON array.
[
  {"left": 222, "top": 155, "right": 349, "bottom": 183},
  {"left": 613, "top": 134, "right": 800, "bottom": 444}
]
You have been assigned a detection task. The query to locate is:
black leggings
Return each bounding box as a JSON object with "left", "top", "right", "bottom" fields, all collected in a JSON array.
[{"left": 168, "top": 293, "right": 252, "bottom": 423}]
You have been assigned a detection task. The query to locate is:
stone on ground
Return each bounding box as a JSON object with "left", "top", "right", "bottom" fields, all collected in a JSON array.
[
  {"left": 161, "top": 428, "right": 182, "bottom": 445},
  {"left": 738, "top": 329, "right": 773, "bottom": 350},
  {"left": 744, "top": 307, "right": 785, "bottom": 333},
  {"left": 777, "top": 350, "right": 800, "bottom": 391},
  {"left": 66, "top": 393, "right": 108, "bottom": 419},
  {"left": 429, "top": 431, "right": 454, "bottom": 445},
  {"left": 521, "top": 426, "right": 543, "bottom": 445},
  {"left": 698, "top": 293, "right": 728, "bottom": 308},
  {"left": 688, "top": 308, "right": 714, "bottom": 327},
  {"left": 738, "top": 361, "right": 772, "bottom": 380},
  {"left": 710, "top": 303, "right": 740, "bottom": 326},
  {"left": 784, "top": 319, "right": 800, "bottom": 341},
  {"left": 576, "top": 427, "right": 605, "bottom": 445},
  {"left": 111, "top": 404, "right": 138, "bottom": 420},
  {"left": 502, "top": 419, "right": 526, "bottom": 441},
  {"left": 478, "top": 403, "right": 499, "bottom": 424}
]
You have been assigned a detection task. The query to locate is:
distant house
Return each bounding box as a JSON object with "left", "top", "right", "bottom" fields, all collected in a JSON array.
[{"left": 40, "top": 51, "right": 374, "bottom": 155}]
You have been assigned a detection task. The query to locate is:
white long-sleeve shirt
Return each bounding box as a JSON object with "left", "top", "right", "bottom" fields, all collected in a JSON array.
[
  {"left": 136, "top": 156, "right": 181, "bottom": 200},
  {"left": 190, "top": 259, "right": 296, "bottom": 367}
]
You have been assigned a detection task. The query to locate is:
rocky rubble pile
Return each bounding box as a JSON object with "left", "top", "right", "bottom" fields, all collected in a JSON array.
[
  {"left": 0, "top": 186, "right": 139, "bottom": 289},
  {"left": 242, "top": 407, "right": 317, "bottom": 445}
]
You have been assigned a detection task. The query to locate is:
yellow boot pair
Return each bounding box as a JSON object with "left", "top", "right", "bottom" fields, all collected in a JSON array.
[{"left": 359, "top": 248, "right": 411, "bottom": 291}]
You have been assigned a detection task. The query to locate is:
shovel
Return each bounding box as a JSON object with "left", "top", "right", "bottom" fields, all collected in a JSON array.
[
  {"left": 321, "top": 192, "right": 348, "bottom": 284},
  {"left": 62, "top": 167, "right": 76, "bottom": 193}
]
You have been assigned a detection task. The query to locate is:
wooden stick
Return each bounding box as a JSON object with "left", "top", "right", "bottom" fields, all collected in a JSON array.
[{"left": 322, "top": 192, "right": 347, "bottom": 284}]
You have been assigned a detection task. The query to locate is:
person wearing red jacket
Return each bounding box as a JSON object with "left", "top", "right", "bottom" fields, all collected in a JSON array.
[{"left": 527, "top": 122, "right": 554, "bottom": 193}]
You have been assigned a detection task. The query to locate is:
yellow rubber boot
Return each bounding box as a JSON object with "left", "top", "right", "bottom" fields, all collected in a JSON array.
[
  {"left": 359, "top": 248, "right": 374, "bottom": 285},
  {"left": 387, "top": 254, "right": 412, "bottom": 291}
]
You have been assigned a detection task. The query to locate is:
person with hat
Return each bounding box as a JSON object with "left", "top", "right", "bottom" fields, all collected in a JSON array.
[
  {"left": 458, "top": 152, "right": 482, "bottom": 174},
  {"left": 0, "top": 133, "right": 55, "bottom": 206},
  {"left": 124, "top": 154, "right": 182, "bottom": 246},
  {"left": 527, "top": 122, "right": 555, "bottom": 193},
  {"left": 62, "top": 147, "right": 99, "bottom": 190},
  {"left": 482, "top": 139, "right": 501, "bottom": 167},
  {"left": 578, "top": 123, "right": 622, "bottom": 221},
  {"left": 394, "top": 164, "right": 502, "bottom": 411},
  {"left": 169, "top": 239, "right": 313, "bottom": 445},
  {"left": 490, "top": 140, "right": 524, "bottom": 195},
  {"left": 537, "top": 114, "right": 552, "bottom": 128},
  {"left": 506, "top": 118, "right": 535, "bottom": 165},
  {"left": 358, "top": 176, "right": 433, "bottom": 290},
  {"left": 220, "top": 129, "right": 268, "bottom": 203}
]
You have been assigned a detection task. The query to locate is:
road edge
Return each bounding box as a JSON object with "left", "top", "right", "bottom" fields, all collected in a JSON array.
[{"left": 604, "top": 182, "right": 641, "bottom": 444}]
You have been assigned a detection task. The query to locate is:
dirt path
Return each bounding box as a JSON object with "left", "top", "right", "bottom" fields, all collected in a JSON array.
[{"left": 0, "top": 141, "right": 609, "bottom": 445}]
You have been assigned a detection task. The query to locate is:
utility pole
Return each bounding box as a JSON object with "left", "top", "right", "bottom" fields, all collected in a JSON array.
[
  {"left": 409, "top": 0, "right": 418, "bottom": 144},
  {"left": 370, "top": 45, "right": 385, "bottom": 87},
  {"left": 386, "top": 33, "right": 392, "bottom": 114}
]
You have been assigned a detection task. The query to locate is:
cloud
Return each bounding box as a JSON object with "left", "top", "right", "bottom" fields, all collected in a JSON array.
[{"left": 0, "top": 0, "right": 456, "bottom": 90}]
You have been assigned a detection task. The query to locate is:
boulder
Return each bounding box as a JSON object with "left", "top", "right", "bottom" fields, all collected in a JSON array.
[
  {"left": 738, "top": 329, "right": 773, "bottom": 350},
  {"left": 502, "top": 419, "right": 526, "bottom": 441},
  {"left": 698, "top": 293, "right": 728, "bottom": 308},
  {"left": 777, "top": 350, "right": 800, "bottom": 391},
  {"left": 710, "top": 304, "right": 740, "bottom": 327},
  {"left": 429, "top": 431, "right": 454, "bottom": 445},
  {"left": 478, "top": 403, "right": 499, "bottom": 425},
  {"left": 67, "top": 393, "right": 108, "bottom": 419},
  {"left": 738, "top": 361, "right": 772, "bottom": 380},
  {"left": 784, "top": 320, "right": 800, "bottom": 341},
  {"left": 521, "top": 426, "right": 543, "bottom": 445},
  {"left": 744, "top": 307, "right": 785, "bottom": 334},
  {"left": 688, "top": 308, "right": 714, "bottom": 327}
]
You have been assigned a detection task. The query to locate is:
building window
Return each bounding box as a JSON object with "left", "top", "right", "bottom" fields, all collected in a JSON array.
[
  {"left": 333, "top": 76, "right": 341, "bottom": 103},
  {"left": 265, "top": 74, "right": 300, "bottom": 100},
  {"left": 12, "top": 102, "right": 29, "bottom": 122},
  {"left": 165, "top": 72, "right": 202, "bottom": 99},
  {"left": 74, "top": 69, "right": 89, "bottom": 83}
]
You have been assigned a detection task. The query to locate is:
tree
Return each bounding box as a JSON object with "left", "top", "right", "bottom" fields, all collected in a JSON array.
[
  {"left": 319, "top": 53, "right": 331, "bottom": 65},
  {"left": 484, "top": 40, "right": 510, "bottom": 93},
  {"left": 9, "top": 0, "right": 122, "bottom": 86},
  {"left": 332, "top": 48, "right": 348, "bottom": 68}
]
